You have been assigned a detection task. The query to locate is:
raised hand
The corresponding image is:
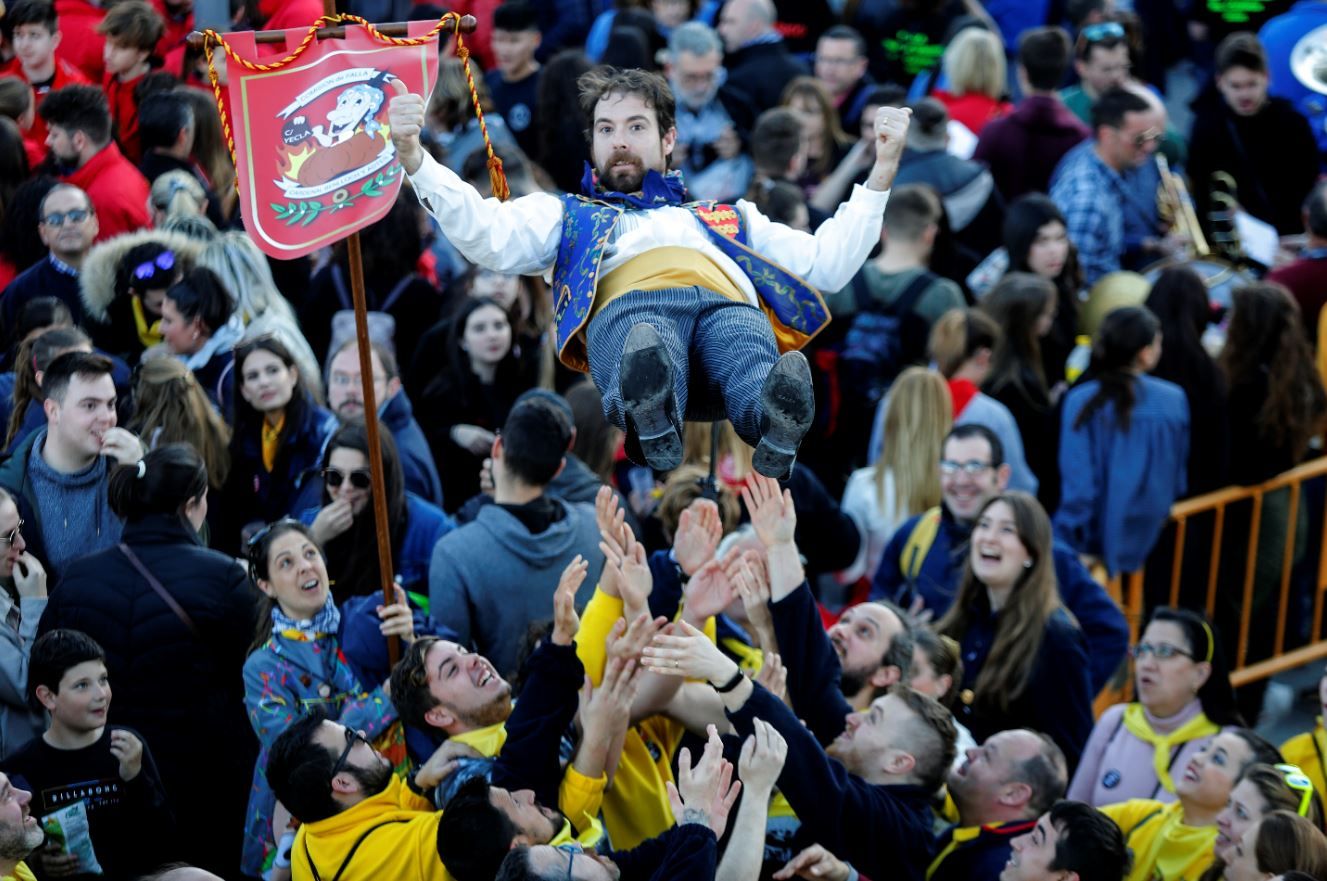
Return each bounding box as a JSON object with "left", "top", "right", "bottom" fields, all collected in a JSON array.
[
  {"left": 642, "top": 619, "right": 738, "bottom": 687},
  {"left": 738, "top": 718, "right": 788, "bottom": 795},
  {"left": 667, "top": 724, "right": 742, "bottom": 838},
  {"left": 600, "top": 519, "right": 652, "bottom": 618},
  {"left": 414, "top": 739, "right": 482, "bottom": 790},
  {"left": 773, "top": 844, "right": 854, "bottom": 881},
  {"left": 109, "top": 728, "right": 144, "bottom": 781},
  {"left": 682, "top": 556, "right": 738, "bottom": 625},
  {"left": 740, "top": 475, "right": 797, "bottom": 548},
  {"left": 377, "top": 584, "right": 416, "bottom": 644},
  {"left": 552, "top": 555, "right": 589, "bottom": 646},
  {"left": 754, "top": 652, "right": 788, "bottom": 705},
  {"left": 867, "top": 105, "right": 912, "bottom": 193},
  {"left": 606, "top": 612, "right": 668, "bottom": 667},
  {"left": 388, "top": 93, "right": 427, "bottom": 175},
  {"left": 673, "top": 498, "right": 723, "bottom": 576},
  {"left": 732, "top": 550, "right": 774, "bottom": 635}
]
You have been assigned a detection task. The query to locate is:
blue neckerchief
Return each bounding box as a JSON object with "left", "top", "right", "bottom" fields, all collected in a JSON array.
[
  {"left": 270, "top": 592, "right": 341, "bottom": 637},
  {"left": 579, "top": 161, "right": 689, "bottom": 210}
]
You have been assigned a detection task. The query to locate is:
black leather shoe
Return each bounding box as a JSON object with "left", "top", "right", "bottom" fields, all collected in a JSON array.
[
  {"left": 619, "top": 323, "right": 683, "bottom": 471},
  {"left": 753, "top": 351, "right": 814, "bottom": 480}
]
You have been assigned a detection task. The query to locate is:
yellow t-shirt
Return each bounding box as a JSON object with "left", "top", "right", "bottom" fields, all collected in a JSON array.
[
  {"left": 1101, "top": 799, "right": 1216, "bottom": 881},
  {"left": 2, "top": 862, "right": 36, "bottom": 881},
  {"left": 1281, "top": 719, "right": 1327, "bottom": 814}
]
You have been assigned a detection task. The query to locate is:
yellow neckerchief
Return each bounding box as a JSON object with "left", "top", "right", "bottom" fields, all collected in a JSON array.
[
  {"left": 549, "top": 815, "right": 606, "bottom": 850},
  {"left": 261, "top": 412, "right": 286, "bottom": 473},
  {"left": 927, "top": 826, "right": 983, "bottom": 879},
  {"left": 1122, "top": 703, "right": 1220, "bottom": 793},
  {"left": 452, "top": 721, "right": 508, "bottom": 757},
  {"left": 131, "top": 295, "right": 163, "bottom": 348},
  {"left": 278, "top": 628, "right": 336, "bottom": 641}
]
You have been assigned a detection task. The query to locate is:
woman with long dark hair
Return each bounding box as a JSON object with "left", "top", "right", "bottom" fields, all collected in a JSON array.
[
  {"left": 224, "top": 336, "right": 338, "bottom": 550},
  {"left": 40, "top": 444, "right": 257, "bottom": 877},
  {"left": 1071, "top": 607, "right": 1241, "bottom": 806},
  {"left": 1202, "top": 765, "right": 1327, "bottom": 881},
  {"left": 937, "top": 491, "right": 1094, "bottom": 766},
  {"left": 1220, "top": 283, "right": 1327, "bottom": 485},
  {"left": 159, "top": 267, "right": 243, "bottom": 413},
  {"left": 980, "top": 272, "right": 1060, "bottom": 507},
  {"left": 418, "top": 296, "right": 531, "bottom": 511},
  {"left": 1145, "top": 266, "right": 1229, "bottom": 496},
  {"left": 1055, "top": 306, "right": 1189, "bottom": 575},
  {"left": 299, "top": 419, "right": 453, "bottom": 608},
  {"left": 1003, "top": 194, "right": 1084, "bottom": 385}
]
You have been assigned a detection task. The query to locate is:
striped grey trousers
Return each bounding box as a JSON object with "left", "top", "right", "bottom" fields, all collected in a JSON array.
[{"left": 586, "top": 286, "right": 780, "bottom": 447}]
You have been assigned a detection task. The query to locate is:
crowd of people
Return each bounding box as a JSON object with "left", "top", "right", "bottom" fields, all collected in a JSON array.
[{"left": 1, "top": 0, "right": 1327, "bottom": 880}]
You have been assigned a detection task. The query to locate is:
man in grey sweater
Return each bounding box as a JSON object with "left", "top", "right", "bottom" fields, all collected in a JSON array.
[
  {"left": 0, "top": 352, "right": 143, "bottom": 580},
  {"left": 428, "top": 397, "right": 604, "bottom": 679}
]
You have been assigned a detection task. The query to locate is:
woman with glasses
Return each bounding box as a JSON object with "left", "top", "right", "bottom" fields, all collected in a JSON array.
[
  {"left": 1054, "top": 305, "right": 1189, "bottom": 576},
  {"left": 936, "top": 490, "right": 1094, "bottom": 768},
  {"left": 1070, "top": 607, "right": 1242, "bottom": 807},
  {"left": 241, "top": 518, "right": 413, "bottom": 879},
  {"left": 1203, "top": 763, "right": 1326, "bottom": 881},
  {"left": 223, "top": 335, "right": 337, "bottom": 553},
  {"left": 1224, "top": 810, "right": 1327, "bottom": 881},
  {"left": 40, "top": 444, "right": 256, "bottom": 877},
  {"left": 297, "top": 419, "right": 452, "bottom": 609}
]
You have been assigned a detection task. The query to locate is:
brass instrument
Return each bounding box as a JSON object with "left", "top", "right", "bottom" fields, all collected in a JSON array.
[
  {"left": 1206, "top": 171, "right": 1244, "bottom": 263},
  {"left": 1155, "top": 154, "right": 1210, "bottom": 257}
]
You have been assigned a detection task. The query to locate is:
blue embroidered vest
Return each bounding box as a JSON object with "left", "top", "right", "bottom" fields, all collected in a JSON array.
[{"left": 550, "top": 194, "right": 832, "bottom": 372}]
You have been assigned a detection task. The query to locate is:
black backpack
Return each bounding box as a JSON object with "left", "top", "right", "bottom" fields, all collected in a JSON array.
[{"left": 838, "top": 268, "right": 936, "bottom": 410}]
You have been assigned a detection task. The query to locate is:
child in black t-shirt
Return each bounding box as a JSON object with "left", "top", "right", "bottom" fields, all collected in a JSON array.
[{"left": 1, "top": 630, "right": 173, "bottom": 881}]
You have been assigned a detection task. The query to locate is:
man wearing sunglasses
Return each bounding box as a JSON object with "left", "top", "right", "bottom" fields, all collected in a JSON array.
[
  {"left": 0, "top": 184, "right": 96, "bottom": 336},
  {"left": 870, "top": 425, "right": 1128, "bottom": 697},
  {"left": 1050, "top": 87, "right": 1164, "bottom": 285}
]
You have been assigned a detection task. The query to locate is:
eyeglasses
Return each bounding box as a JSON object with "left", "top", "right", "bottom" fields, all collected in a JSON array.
[
  {"left": 323, "top": 468, "right": 371, "bottom": 490},
  {"left": 0, "top": 519, "right": 22, "bottom": 546},
  {"left": 132, "top": 251, "right": 176, "bottom": 282},
  {"left": 331, "top": 727, "right": 372, "bottom": 779},
  {"left": 554, "top": 843, "right": 583, "bottom": 881},
  {"left": 1129, "top": 642, "right": 1194, "bottom": 660},
  {"left": 940, "top": 460, "right": 993, "bottom": 476},
  {"left": 41, "top": 209, "right": 91, "bottom": 227},
  {"left": 1276, "top": 764, "right": 1315, "bottom": 817},
  {"left": 1132, "top": 129, "right": 1163, "bottom": 149},
  {"left": 1081, "top": 21, "right": 1126, "bottom": 42}
]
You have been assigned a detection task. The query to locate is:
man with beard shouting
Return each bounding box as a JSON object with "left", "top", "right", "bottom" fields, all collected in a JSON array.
[{"left": 388, "top": 68, "right": 910, "bottom": 479}]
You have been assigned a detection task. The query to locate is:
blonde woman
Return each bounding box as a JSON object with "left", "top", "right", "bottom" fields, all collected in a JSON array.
[
  {"left": 934, "top": 27, "right": 1012, "bottom": 136},
  {"left": 838, "top": 367, "right": 952, "bottom": 584},
  {"left": 147, "top": 170, "right": 208, "bottom": 228},
  {"left": 128, "top": 356, "right": 232, "bottom": 491}
]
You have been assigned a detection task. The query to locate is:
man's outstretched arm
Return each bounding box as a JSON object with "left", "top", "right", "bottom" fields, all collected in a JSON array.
[{"left": 388, "top": 93, "right": 563, "bottom": 275}]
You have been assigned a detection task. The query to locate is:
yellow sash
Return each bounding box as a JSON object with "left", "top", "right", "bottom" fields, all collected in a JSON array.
[
  {"left": 132, "top": 295, "right": 164, "bottom": 349},
  {"left": 1122, "top": 703, "right": 1219, "bottom": 793}
]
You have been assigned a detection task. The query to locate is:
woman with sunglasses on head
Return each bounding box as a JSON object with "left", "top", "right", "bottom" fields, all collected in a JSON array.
[
  {"left": 1224, "top": 810, "right": 1327, "bottom": 881},
  {"left": 1071, "top": 607, "right": 1243, "bottom": 807},
  {"left": 297, "top": 419, "right": 452, "bottom": 609},
  {"left": 39, "top": 444, "right": 256, "bottom": 877},
  {"left": 1203, "top": 763, "right": 1326, "bottom": 881},
  {"left": 1101, "top": 729, "right": 1284, "bottom": 881},
  {"left": 241, "top": 518, "right": 414, "bottom": 879},
  {"left": 223, "top": 335, "right": 338, "bottom": 553},
  {"left": 936, "top": 490, "right": 1095, "bottom": 768},
  {"left": 78, "top": 229, "right": 200, "bottom": 364}
]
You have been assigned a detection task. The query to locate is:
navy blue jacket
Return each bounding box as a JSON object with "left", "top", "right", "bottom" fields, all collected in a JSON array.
[
  {"left": 930, "top": 819, "right": 1037, "bottom": 881},
  {"left": 606, "top": 822, "right": 718, "bottom": 881},
  {"left": 770, "top": 580, "right": 855, "bottom": 746},
  {"left": 952, "top": 602, "right": 1094, "bottom": 771},
  {"left": 226, "top": 397, "right": 337, "bottom": 539},
  {"left": 870, "top": 504, "right": 1129, "bottom": 695},
  {"left": 381, "top": 390, "right": 443, "bottom": 508},
  {"left": 727, "top": 683, "right": 937, "bottom": 881}
]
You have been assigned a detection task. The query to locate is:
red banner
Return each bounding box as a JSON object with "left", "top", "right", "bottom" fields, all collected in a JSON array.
[{"left": 218, "top": 21, "right": 440, "bottom": 260}]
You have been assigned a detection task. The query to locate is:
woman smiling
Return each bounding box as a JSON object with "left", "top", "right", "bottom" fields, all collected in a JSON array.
[{"left": 937, "top": 491, "right": 1094, "bottom": 768}]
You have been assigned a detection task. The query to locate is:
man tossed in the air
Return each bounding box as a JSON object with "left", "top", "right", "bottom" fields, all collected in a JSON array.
[{"left": 387, "top": 67, "right": 910, "bottom": 478}]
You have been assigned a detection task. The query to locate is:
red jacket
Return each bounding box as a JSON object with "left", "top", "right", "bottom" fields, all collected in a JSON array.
[
  {"left": 104, "top": 71, "right": 147, "bottom": 164},
  {"left": 64, "top": 142, "right": 151, "bottom": 241},
  {"left": 0, "top": 56, "right": 90, "bottom": 150},
  {"left": 54, "top": 0, "right": 107, "bottom": 82},
  {"left": 934, "top": 90, "right": 1013, "bottom": 137},
  {"left": 151, "top": 0, "right": 194, "bottom": 60}
]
